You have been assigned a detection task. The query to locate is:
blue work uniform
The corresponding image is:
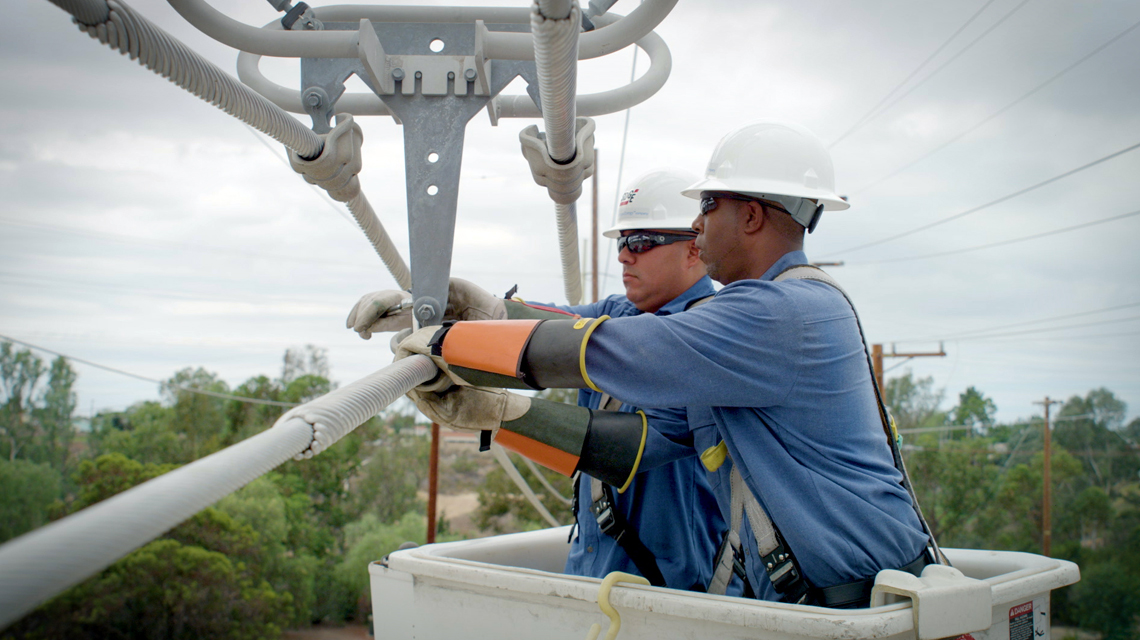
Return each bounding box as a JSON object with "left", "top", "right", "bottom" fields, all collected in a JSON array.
[
  {"left": 544, "top": 276, "right": 726, "bottom": 591},
  {"left": 580, "top": 251, "right": 929, "bottom": 593}
]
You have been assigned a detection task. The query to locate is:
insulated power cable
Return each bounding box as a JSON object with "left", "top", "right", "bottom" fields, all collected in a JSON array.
[
  {"left": 851, "top": 208, "right": 1140, "bottom": 264},
  {"left": 830, "top": 0, "right": 1032, "bottom": 148},
  {"left": 828, "top": 0, "right": 1001, "bottom": 149},
  {"left": 823, "top": 139, "right": 1140, "bottom": 257},
  {"left": 0, "top": 334, "right": 300, "bottom": 407},
  {"left": 851, "top": 17, "right": 1140, "bottom": 196}
]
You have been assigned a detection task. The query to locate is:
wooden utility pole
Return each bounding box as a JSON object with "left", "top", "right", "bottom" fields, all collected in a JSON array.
[
  {"left": 1034, "top": 397, "right": 1061, "bottom": 556},
  {"left": 591, "top": 148, "right": 599, "bottom": 303},
  {"left": 427, "top": 422, "right": 440, "bottom": 543},
  {"left": 871, "top": 343, "right": 947, "bottom": 392}
]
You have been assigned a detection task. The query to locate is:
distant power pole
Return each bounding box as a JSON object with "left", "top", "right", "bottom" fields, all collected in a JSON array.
[
  {"left": 870, "top": 343, "right": 947, "bottom": 393},
  {"left": 1034, "top": 397, "right": 1062, "bottom": 557},
  {"left": 427, "top": 422, "right": 440, "bottom": 543},
  {"left": 591, "top": 148, "right": 599, "bottom": 303}
]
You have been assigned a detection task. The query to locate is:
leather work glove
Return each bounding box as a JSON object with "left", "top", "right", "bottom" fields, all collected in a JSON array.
[
  {"left": 346, "top": 278, "right": 506, "bottom": 339},
  {"left": 408, "top": 385, "right": 530, "bottom": 434},
  {"left": 392, "top": 324, "right": 465, "bottom": 392}
]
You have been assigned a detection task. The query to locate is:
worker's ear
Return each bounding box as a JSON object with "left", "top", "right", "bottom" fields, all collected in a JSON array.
[
  {"left": 686, "top": 239, "right": 701, "bottom": 265},
  {"left": 740, "top": 200, "right": 765, "bottom": 234}
]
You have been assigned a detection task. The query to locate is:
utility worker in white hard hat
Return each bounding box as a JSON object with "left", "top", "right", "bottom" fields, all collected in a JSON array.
[
  {"left": 393, "top": 122, "right": 942, "bottom": 607},
  {"left": 346, "top": 169, "right": 728, "bottom": 592}
]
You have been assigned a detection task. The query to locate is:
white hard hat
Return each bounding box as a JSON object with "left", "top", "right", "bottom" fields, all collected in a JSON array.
[
  {"left": 603, "top": 169, "right": 701, "bottom": 239},
  {"left": 682, "top": 121, "right": 849, "bottom": 230}
]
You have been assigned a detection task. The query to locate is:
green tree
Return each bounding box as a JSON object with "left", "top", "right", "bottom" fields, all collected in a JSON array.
[
  {"left": 975, "top": 448, "right": 1085, "bottom": 552},
  {"left": 949, "top": 386, "right": 997, "bottom": 437},
  {"left": 0, "top": 342, "right": 77, "bottom": 471},
  {"left": 884, "top": 372, "right": 946, "bottom": 432},
  {"left": 0, "top": 459, "right": 62, "bottom": 543},
  {"left": 90, "top": 401, "right": 182, "bottom": 466},
  {"left": 904, "top": 438, "right": 1000, "bottom": 546},
  {"left": 1055, "top": 389, "right": 1134, "bottom": 489},
  {"left": 162, "top": 368, "right": 230, "bottom": 460}
]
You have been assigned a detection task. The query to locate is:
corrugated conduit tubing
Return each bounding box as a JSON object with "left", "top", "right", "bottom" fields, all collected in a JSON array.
[{"left": 532, "top": 0, "right": 584, "bottom": 305}]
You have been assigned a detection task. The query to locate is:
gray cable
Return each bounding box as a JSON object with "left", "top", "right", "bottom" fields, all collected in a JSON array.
[
  {"left": 58, "top": 0, "right": 323, "bottom": 159},
  {"left": 531, "top": 0, "right": 584, "bottom": 304}
]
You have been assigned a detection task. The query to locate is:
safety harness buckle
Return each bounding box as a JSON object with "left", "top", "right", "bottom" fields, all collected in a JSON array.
[
  {"left": 762, "top": 541, "right": 809, "bottom": 603},
  {"left": 590, "top": 490, "right": 624, "bottom": 541}
]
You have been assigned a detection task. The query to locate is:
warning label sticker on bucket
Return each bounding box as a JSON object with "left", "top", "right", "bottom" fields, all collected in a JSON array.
[{"left": 1009, "top": 601, "right": 1034, "bottom": 640}]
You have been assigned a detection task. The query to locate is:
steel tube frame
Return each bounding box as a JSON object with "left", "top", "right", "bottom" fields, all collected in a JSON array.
[
  {"left": 167, "top": 0, "right": 676, "bottom": 60},
  {"left": 235, "top": 14, "right": 671, "bottom": 120}
]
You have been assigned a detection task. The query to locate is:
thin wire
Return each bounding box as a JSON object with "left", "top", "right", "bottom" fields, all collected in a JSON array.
[
  {"left": 0, "top": 334, "right": 299, "bottom": 408},
  {"left": 944, "top": 314, "right": 1140, "bottom": 342},
  {"left": 851, "top": 17, "right": 1140, "bottom": 195},
  {"left": 898, "top": 301, "right": 1140, "bottom": 342},
  {"left": 833, "top": 0, "right": 1034, "bottom": 149},
  {"left": 600, "top": 45, "right": 639, "bottom": 296},
  {"left": 828, "top": 0, "right": 1001, "bottom": 149},
  {"left": 243, "top": 124, "right": 360, "bottom": 228},
  {"left": 823, "top": 139, "right": 1140, "bottom": 257},
  {"left": 854, "top": 208, "right": 1140, "bottom": 264}
]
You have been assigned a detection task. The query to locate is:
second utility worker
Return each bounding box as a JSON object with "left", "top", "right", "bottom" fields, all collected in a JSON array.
[{"left": 348, "top": 169, "right": 726, "bottom": 592}]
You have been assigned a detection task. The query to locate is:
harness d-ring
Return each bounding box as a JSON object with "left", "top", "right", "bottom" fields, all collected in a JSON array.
[{"left": 585, "top": 571, "right": 651, "bottom": 640}]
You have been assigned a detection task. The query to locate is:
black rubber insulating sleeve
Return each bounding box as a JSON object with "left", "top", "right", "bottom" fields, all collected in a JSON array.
[
  {"left": 577, "top": 410, "right": 645, "bottom": 488},
  {"left": 524, "top": 318, "right": 591, "bottom": 389},
  {"left": 501, "top": 397, "right": 591, "bottom": 457}
]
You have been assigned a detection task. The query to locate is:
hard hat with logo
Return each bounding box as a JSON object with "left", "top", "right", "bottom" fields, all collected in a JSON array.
[
  {"left": 681, "top": 121, "right": 849, "bottom": 232},
  {"left": 603, "top": 169, "right": 701, "bottom": 238}
]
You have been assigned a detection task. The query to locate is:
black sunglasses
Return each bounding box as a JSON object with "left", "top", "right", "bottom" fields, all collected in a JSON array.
[
  {"left": 617, "top": 231, "right": 697, "bottom": 254},
  {"left": 699, "top": 193, "right": 790, "bottom": 216}
]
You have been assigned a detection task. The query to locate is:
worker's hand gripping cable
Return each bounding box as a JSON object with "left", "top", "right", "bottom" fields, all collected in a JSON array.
[{"left": 392, "top": 323, "right": 646, "bottom": 489}]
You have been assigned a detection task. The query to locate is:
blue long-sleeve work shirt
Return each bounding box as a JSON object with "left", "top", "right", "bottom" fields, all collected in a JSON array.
[
  {"left": 581, "top": 251, "right": 929, "bottom": 590},
  {"left": 541, "top": 276, "right": 726, "bottom": 591}
]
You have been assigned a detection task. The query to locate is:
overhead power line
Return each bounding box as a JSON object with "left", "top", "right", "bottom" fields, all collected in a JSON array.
[
  {"left": 852, "top": 208, "right": 1140, "bottom": 264},
  {"left": 830, "top": 0, "right": 1033, "bottom": 149},
  {"left": 828, "top": 0, "right": 1002, "bottom": 149},
  {"left": 823, "top": 139, "right": 1140, "bottom": 257},
  {"left": 949, "top": 315, "right": 1140, "bottom": 341},
  {"left": 0, "top": 334, "right": 299, "bottom": 408},
  {"left": 852, "top": 17, "right": 1140, "bottom": 195},
  {"left": 893, "top": 300, "right": 1140, "bottom": 344}
]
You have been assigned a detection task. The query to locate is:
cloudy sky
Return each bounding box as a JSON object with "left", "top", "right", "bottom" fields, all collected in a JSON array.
[{"left": 3, "top": 0, "right": 1138, "bottom": 426}]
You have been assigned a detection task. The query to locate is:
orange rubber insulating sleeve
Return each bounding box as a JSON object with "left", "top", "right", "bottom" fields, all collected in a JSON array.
[
  {"left": 495, "top": 429, "right": 580, "bottom": 477},
  {"left": 441, "top": 320, "right": 542, "bottom": 378}
]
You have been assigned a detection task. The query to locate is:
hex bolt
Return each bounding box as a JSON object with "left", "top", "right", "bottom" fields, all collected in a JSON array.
[
  {"left": 415, "top": 304, "right": 434, "bottom": 322},
  {"left": 391, "top": 68, "right": 405, "bottom": 81},
  {"left": 465, "top": 69, "right": 477, "bottom": 81},
  {"left": 304, "top": 91, "right": 321, "bottom": 107}
]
